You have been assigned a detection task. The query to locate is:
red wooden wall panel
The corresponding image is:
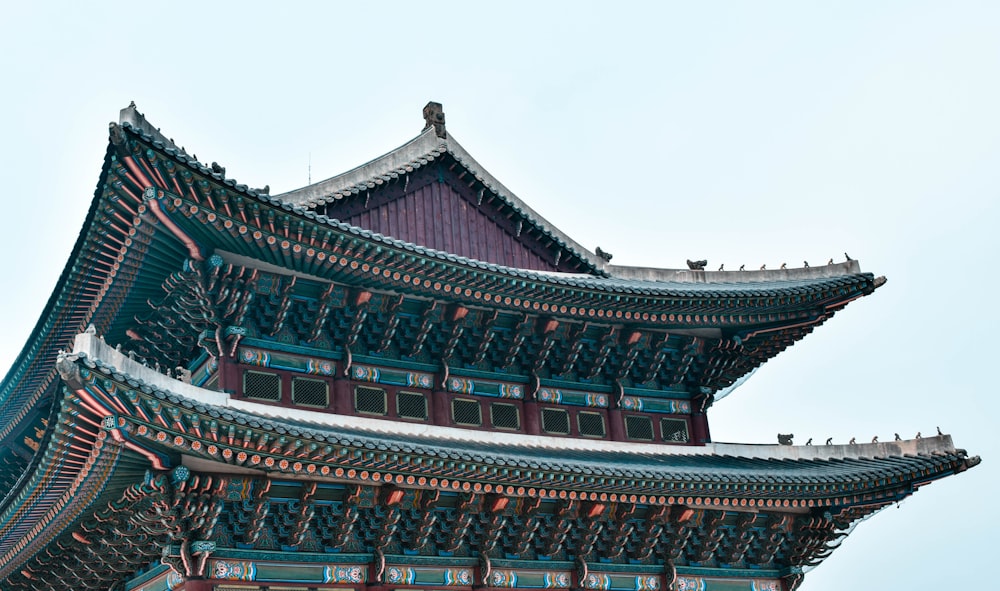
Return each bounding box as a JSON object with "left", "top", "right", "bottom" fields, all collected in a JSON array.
[{"left": 341, "top": 183, "right": 556, "bottom": 271}]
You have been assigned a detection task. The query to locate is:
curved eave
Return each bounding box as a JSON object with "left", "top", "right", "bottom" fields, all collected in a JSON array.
[
  {"left": 0, "top": 388, "right": 141, "bottom": 581},
  {"left": 68, "top": 333, "right": 979, "bottom": 507},
  {"left": 118, "top": 122, "right": 878, "bottom": 323},
  {"left": 0, "top": 138, "right": 189, "bottom": 447}
]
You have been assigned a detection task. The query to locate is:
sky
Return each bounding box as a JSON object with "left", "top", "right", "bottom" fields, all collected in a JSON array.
[{"left": 0, "top": 1, "right": 997, "bottom": 589}]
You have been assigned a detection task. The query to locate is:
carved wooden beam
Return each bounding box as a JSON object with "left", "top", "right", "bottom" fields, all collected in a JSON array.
[
  {"left": 531, "top": 318, "right": 560, "bottom": 373},
  {"left": 640, "top": 333, "right": 671, "bottom": 384},
  {"left": 471, "top": 310, "right": 500, "bottom": 365},
  {"left": 574, "top": 501, "right": 608, "bottom": 559},
  {"left": 720, "top": 511, "right": 758, "bottom": 565},
  {"left": 408, "top": 489, "right": 442, "bottom": 553},
  {"left": 440, "top": 493, "right": 481, "bottom": 554},
  {"left": 669, "top": 338, "right": 700, "bottom": 387},
  {"left": 614, "top": 330, "right": 645, "bottom": 380},
  {"left": 541, "top": 500, "right": 579, "bottom": 557},
  {"left": 630, "top": 504, "right": 667, "bottom": 562},
  {"left": 372, "top": 485, "right": 404, "bottom": 552},
  {"left": 277, "top": 481, "right": 317, "bottom": 548},
  {"left": 376, "top": 295, "right": 405, "bottom": 353},
  {"left": 586, "top": 327, "right": 617, "bottom": 380},
  {"left": 319, "top": 484, "right": 364, "bottom": 550},
  {"left": 409, "top": 301, "right": 441, "bottom": 357},
  {"left": 558, "top": 322, "right": 589, "bottom": 376},
  {"left": 503, "top": 314, "right": 534, "bottom": 369},
  {"left": 307, "top": 283, "right": 338, "bottom": 342},
  {"left": 440, "top": 305, "right": 469, "bottom": 362},
  {"left": 692, "top": 510, "right": 726, "bottom": 563},
  {"left": 508, "top": 497, "right": 544, "bottom": 557},
  {"left": 267, "top": 276, "right": 298, "bottom": 337}
]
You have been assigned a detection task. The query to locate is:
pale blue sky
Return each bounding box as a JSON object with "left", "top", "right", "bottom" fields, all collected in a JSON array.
[{"left": 0, "top": 2, "right": 996, "bottom": 589}]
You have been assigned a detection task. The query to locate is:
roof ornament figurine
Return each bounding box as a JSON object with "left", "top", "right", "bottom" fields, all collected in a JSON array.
[
  {"left": 686, "top": 259, "right": 707, "bottom": 270},
  {"left": 595, "top": 246, "right": 613, "bottom": 262},
  {"left": 422, "top": 101, "right": 447, "bottom": 138},
  {"left": 718, "top": 263, "right": 724, "bottom": 271},
  {"left": 777, "top": 433, "right": 793, "bottom": 445}
]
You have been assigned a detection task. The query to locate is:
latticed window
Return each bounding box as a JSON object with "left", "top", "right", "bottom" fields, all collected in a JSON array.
[
  {"left": 355, "top": 386, "right": 387, "bottom": 415},
  {"left": 577, "top": 411, "right": 606, "bottom": 438},
  {"left": 661, "top": 417, "right": 690, "bottom": 442},
  {"left": 243, "top": 370, "right": 280, "bottom": 401},
  {"left": 292, "top": 377, "right": 328, "bottom": 407},
  {"left": 397, "top": 391, "right": 428, "bottom": 420},
  {"left": 452, "top": 398, "right": 482, "bottom": 426},
  {"left": 541, "top": 408, "right": 570, "bottom": 435},
  {"left": 490, "top": 402, "right": 520, "bottom": 430},
  {"left": 625, "top": 415, "right": 654, "bottom": 441}
]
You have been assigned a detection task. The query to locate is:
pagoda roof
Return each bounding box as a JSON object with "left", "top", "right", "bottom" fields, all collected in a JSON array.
[
  {"left": 0, "top": 104, "right": 885, "bottom": 452},
  {"left": 62, "top": 332, "right": 981, "bottom": 501},
  {"left": 0, "top": 331, "right": 977, "bottom": 586}
]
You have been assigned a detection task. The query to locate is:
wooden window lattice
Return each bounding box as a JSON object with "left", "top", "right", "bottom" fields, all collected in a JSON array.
[
  {"left": 291, "top": 377, "right": 328, "bottom": 407},
  {"left": 398, "top": 391, "right": 429, "bottom": 420},
  {"left": 355, "top": 386, "right": 387, "bottom": 415},
  {"left": 577, "top": 411, "right": 606, "bottom": 438},
  {"left": 541, "top": 407, "right": 570, "bottom": 434},
  {"left": 625, "top": 415, "right": 654, "bottom": 441},
  {"left": 490, "top": 402, "right": 520, "bottom": 430},
  {"left": 243, "top": 370, "right": 280, "bottom": 401},
  {"left": 452, "top": 398, "right": 482, "bottom": 426},
  {"left": 661, "top": 417, "right": 690, "bottom": 442}
]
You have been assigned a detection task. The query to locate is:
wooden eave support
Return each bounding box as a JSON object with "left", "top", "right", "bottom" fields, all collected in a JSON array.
[
  {"left": 471, "top": 310, "right": 500, "bottom": 365},
  {"left": 556, "top": 322, "right": 589, "bottom": 376},
  {"left": 440, "top": 493, "right": 482, "bottom": 554},
  {"left": 530, "top": 318, "right": 560, "bottom": 373},
  {"left": 408, "top": 489, "right": 441, "bottom": 553},
  {"left": 408, "top": 300, "right": 441, "bottom": 357},
  {"left": 508, "top": 497, "right": 544, "bottom": 557},
  {"left": 585, "top": 327, "right": 617, "bottom": 380},
  {"left": 613, "top": 330, "right": 646, "bottom": 380},
  {"left": 375, "top": 295, "right": 405, "bottom": 353},
  {"left": 502, "top": 314, "right": 534, "bottom": 369},
  {"left": 541, "top": 499, "right": 579, "bottom": 557}
]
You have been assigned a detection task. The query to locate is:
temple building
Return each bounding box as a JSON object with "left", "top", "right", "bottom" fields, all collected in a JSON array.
[{"left": 0, "top": 102, "right": 978, "bottom": 591}]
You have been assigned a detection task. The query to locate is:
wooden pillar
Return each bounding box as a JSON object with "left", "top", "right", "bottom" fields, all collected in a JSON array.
[
  {"left": 180, "top": 579, "right": 214, "bottom": 591},
  {"left": 333, "top": 377, "right": 352, "bottom": 414},
  {"left": 432, "top": 390, "right": 450, "bottom": 425},
  {"left": 608, "top": 408, "right": 625, "bottom": 441},
  {"left": 691, "top": 412, "right": 710, "bottom": 444},
  {"left": 523, "top": 400, "right": 540, "bottom": 434},
  {"left": 217, "top": 356, "right": 241, "bottom": 395}
]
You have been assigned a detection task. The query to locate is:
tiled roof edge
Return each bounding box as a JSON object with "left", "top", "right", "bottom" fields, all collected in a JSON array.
[
  {"left": 607, "top": 260, "right": 864, "bottom": 283},
  {"left": 276, "top": 127, "right": 446, "bottom": 206},
  {"left": 69, "top": 331, "right": 973, "bottom": 466}
]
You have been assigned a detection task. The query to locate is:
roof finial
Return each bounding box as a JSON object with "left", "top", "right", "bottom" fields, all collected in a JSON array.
[{"left": 423, "top": 101, "right": 446, "bottom": 138}]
